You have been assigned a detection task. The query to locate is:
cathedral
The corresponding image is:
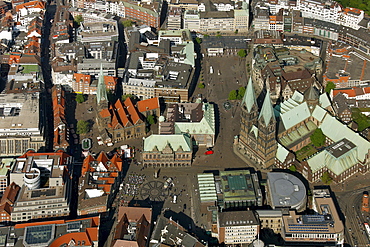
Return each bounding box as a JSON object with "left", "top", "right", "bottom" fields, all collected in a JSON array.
[{"left": 238, "top": 77, "right": 277, "bottom": 168}]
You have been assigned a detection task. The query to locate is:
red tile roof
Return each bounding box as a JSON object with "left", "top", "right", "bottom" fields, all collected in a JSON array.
[
  {"left": 137, "top": 97, "right": 160, "bottom": 113},
  {"left": 99, "top": 108, "right": 111, "bottom": 118},
  {"left": 96, "top": 152, "right": 109, "bottom": 167},
  {"left": 332, "top": 87, "right": 370, "bottom": 98},
  {"left": 118, "top": 206, "right": 152, "bottom": 223},
  {"left": 333, "top": 89, "right": 356, "bottom": 98},
  {"left": 0, "top": 182, "right": 20, "bottom": 206},
  {"left": 124, "top": 97, "right": 142, "bottom": 125},
  {"left": 0, "top": 202, "right": 12, "bottom": 215},
  {"left": 50, "top": 232, "right": 92, "bottom": 247},
  {"left": 81, "top": 155, "right": 95, "bottom": 177},
  {"left": 104, "top": 76, "right": 118, "bottom": 88},
  {"left": 15, "top": 0, "right": 46, "bottom": 12},
  {"left": 74, "top": 73, "right": 91, "bottom": 84}
]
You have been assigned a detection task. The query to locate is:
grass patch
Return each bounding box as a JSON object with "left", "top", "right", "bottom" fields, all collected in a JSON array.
[
  {"left": 21, "top": 65, "right": 39, "bottom": 74},
  {"left": 295, "top": 144, "right": 318, "bottom": 161},
  {"left": 357, "top": 108, "right": 370, "bottom": 112},
  {"left": 352, "top": 108, "right": 370, "bottom": 131}
]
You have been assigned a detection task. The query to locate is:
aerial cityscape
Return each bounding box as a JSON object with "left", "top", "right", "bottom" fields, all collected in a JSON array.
[{"left": 0, "top": 0, "right": 369, "bottom": 246}]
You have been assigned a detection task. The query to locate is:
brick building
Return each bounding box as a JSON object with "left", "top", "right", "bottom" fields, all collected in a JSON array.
[{"left": 142, "top": 134, "right": 193, "bottom": 168}]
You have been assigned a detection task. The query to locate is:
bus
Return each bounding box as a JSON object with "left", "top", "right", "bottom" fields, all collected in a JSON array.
[{"left": 364, "top": 222, "right": 370, "bottom": 240}]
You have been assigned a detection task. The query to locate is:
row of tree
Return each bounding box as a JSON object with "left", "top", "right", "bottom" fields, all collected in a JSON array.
[{"left": 228, "top": 86, "right": 246, "bottom": 100}]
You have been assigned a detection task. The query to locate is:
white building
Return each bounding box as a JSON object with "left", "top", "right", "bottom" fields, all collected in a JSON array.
[
  {"left": 217, "top": 211, "right": 259, "bottom": 245},
  {"left": 0, "top": 94, "right": 45, "bottom": 157},
  {"left": 339, "top": 7, "right": 364, "bottom": 30},
  {"left": 123, "top": 78, "right": 156, "bottom": 100}
]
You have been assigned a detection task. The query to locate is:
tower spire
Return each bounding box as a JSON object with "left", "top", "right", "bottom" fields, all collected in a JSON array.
[
  {"left": 241, "top": 77, "right": 257, "bottom": 113},
  {"left": 259, "top": 90, "right": 275, "bottom": 126},
  {"left": 97, "top": 64, "right": 108, "bottom": 105}
]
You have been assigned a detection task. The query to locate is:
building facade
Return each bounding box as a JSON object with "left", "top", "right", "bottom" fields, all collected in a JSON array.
[
  {"left": 217, "top": 211, "right": 259, "bottom": 245},
  {"left": 142, "top": 134, "right": 193, "bottom": 167}
]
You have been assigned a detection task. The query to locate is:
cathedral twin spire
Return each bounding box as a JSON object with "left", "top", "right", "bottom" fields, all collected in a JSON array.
[{"left": 242, "top": 77, "right": 275, "bottom": 126}]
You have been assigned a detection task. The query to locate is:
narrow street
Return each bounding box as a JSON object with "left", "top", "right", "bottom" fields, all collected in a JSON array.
[{"left": 337, "top": 187, "right": 370, "bottom": 246}]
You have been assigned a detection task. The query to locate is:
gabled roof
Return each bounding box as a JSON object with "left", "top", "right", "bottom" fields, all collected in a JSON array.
[
  {"left": 15, "top": 0, "right": 46, "bottom": 12},
  {"left": 99, "top": 108, "right": 111, "bottom": 118},
  {"left": 81, "top": 155, "right": 95, "bottom": 176},
  {"left": 0, "top": 202, "right": 12, "bottom": 215},
  {"left": 50, "top": 232, "right": 92, "bottom": 247},
  {"left": 104, "top": 76, "right": 118, "bottom": 87},
  {"left": 113, "top": 99, "right": 130, "bottom": 127},
  {"left": 241, "top": 77, "right": 257, "bottom": 113},
  {"left": 74, "top": 73, "right": 91, "bottom": 84},
  {"left": 174, "top": 103, "right": 215, "bottom": 135},
  {"left": 276, "top": 143, "right": 289, "bottom": 162},
  {"left": 144, "top": 134, "right": 192, "bottom": 152},
  {"left": 124, "top": 97, "right": 142, "bottom": 125},
  {"left": 96, "top": 152, "right": 109, "bottom": 168},
  {"left": 0, "top": 182, "right": 20, "bottom": 205},
  {"left": 109, "top": 154, "right": 123, "bottom": 171},
  {"left": 118, "top": 206, "right": 152, "bottom": 223},
  {"left": 137, "top": 97, "right": 160, "bottom": 113}
]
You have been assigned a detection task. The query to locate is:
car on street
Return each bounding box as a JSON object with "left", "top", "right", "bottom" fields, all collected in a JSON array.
[{"left": 205, "top": 150, "right": 214, "bottom": 155}]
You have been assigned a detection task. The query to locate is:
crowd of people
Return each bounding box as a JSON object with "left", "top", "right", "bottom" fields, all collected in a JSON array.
[{"left": 122, "top": 173, "right": 146, "bottom": 196}]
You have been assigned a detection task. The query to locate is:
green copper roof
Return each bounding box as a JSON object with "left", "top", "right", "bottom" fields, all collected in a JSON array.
[
  {"left": 259, "top": 90, "right": 275, "bottom": 126},
  {"left": 241, "top": 77, "right": 256, "bottom": 113},
  {"left": 144, "top": 134, "right": 192, "bottom": 152},
  {"left": 276, "top": 143, "right": 289, "bottom": 162},
  {"left": 96, "top": 64, "right": 108, "bottom": 105},
  {"left": 174, "top": 103, "right": 215, "bottom": 135}
]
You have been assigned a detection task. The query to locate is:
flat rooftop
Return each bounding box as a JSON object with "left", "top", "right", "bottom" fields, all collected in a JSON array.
[
  {"left": 326, "top": 138, "right": 356, "bottom": 158},
  {"left": 18, "top": 185, "right": 65, "bottom": 202},
  {"left": 267, "top": 172, "right": 306, "bottom": 209},
  {"left": 220, "top": 170, "right": 256, "bottom": 202},
  {"left": 218, "top": 211, "right": 258, "bottom": 227},
  {"left": 0, "top": 93, "right": 40, "bottom": 132}
]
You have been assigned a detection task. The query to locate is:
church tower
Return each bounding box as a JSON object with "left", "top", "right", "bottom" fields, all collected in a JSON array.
[
  {"left": 256, "top": 90, "right": 277, "bottom": 168},
  {"left": 96, "top": 64, "right": 108, "bottom": 109},
  {"left": 239, "top": 77, "right": 258, "bottom": 146}
]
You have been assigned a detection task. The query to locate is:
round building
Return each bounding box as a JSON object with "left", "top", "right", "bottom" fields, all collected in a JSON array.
[{"left": 267, "top": 172, "right": 307, "bottom": 212}]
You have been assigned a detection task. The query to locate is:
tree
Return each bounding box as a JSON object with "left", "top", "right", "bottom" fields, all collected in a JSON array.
[
  {"left": 74, "top": 15, "right": 84, "bottom": 26},
  {"left": 321, "top": 171, "right": 333, "bottom": 185},
  {"left": 195, "top": 37, "right": 202, "bottom": 44},
  {"left": 352, "top": 109, "right": 370, "bottom": 131},
  {"left": 237, "top": 86, "right": 246, "bottom": 100},
  {"left": 77, "top": 120, "right": 90, "bottom": 134},
  {"left": 198, "top": 82, "right": 205, "bottom": 89},
  {"left": 289, "top": 165, "right": 297, "bottom": 172},
  {"left": 75, "top": 94, "right": 85, "bottom": 103},
  {"left": 234, "top": 29, "right": 239, "bottom": 34},
  {"left": 228, "top": 90, "right": 237, "bottom": 100},
  {"left": 122, "top": 19, "right": 134, "bottom": 28},
  {"left": 325, "top": 81, "right": 336, "bottom": 94},
  {"left": 107, "top": 90, "right": 117, "bottom": 103},
  {"left": 147, "top": 114, "right": 156, "bottom": 125},
  {"left": 310, "top": 128, "right": 326, "bottom": 147},
  {"left": 122, "top": 94, "right": 136, "bottom": 101},
  {"left": 237, "top": 49, "right": 247, "bottom": 58}
]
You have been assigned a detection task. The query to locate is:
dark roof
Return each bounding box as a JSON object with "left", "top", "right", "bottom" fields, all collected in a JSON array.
[
  {"left": 326, "top": 138, "right": 356, "bottom": 158},
  {"left": 333, "top": 93, "right": 350, "bottom": 115},
  {"left": 201, "top": 36, "right": 248, "bottom": 49},
  {"left": 218, "top": 211, "right": 259, "bottom": 227}
]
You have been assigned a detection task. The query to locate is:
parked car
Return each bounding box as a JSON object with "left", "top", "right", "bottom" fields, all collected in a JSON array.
[{"left": 205, "top": 150, "right": 214, "bottom": 155}]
